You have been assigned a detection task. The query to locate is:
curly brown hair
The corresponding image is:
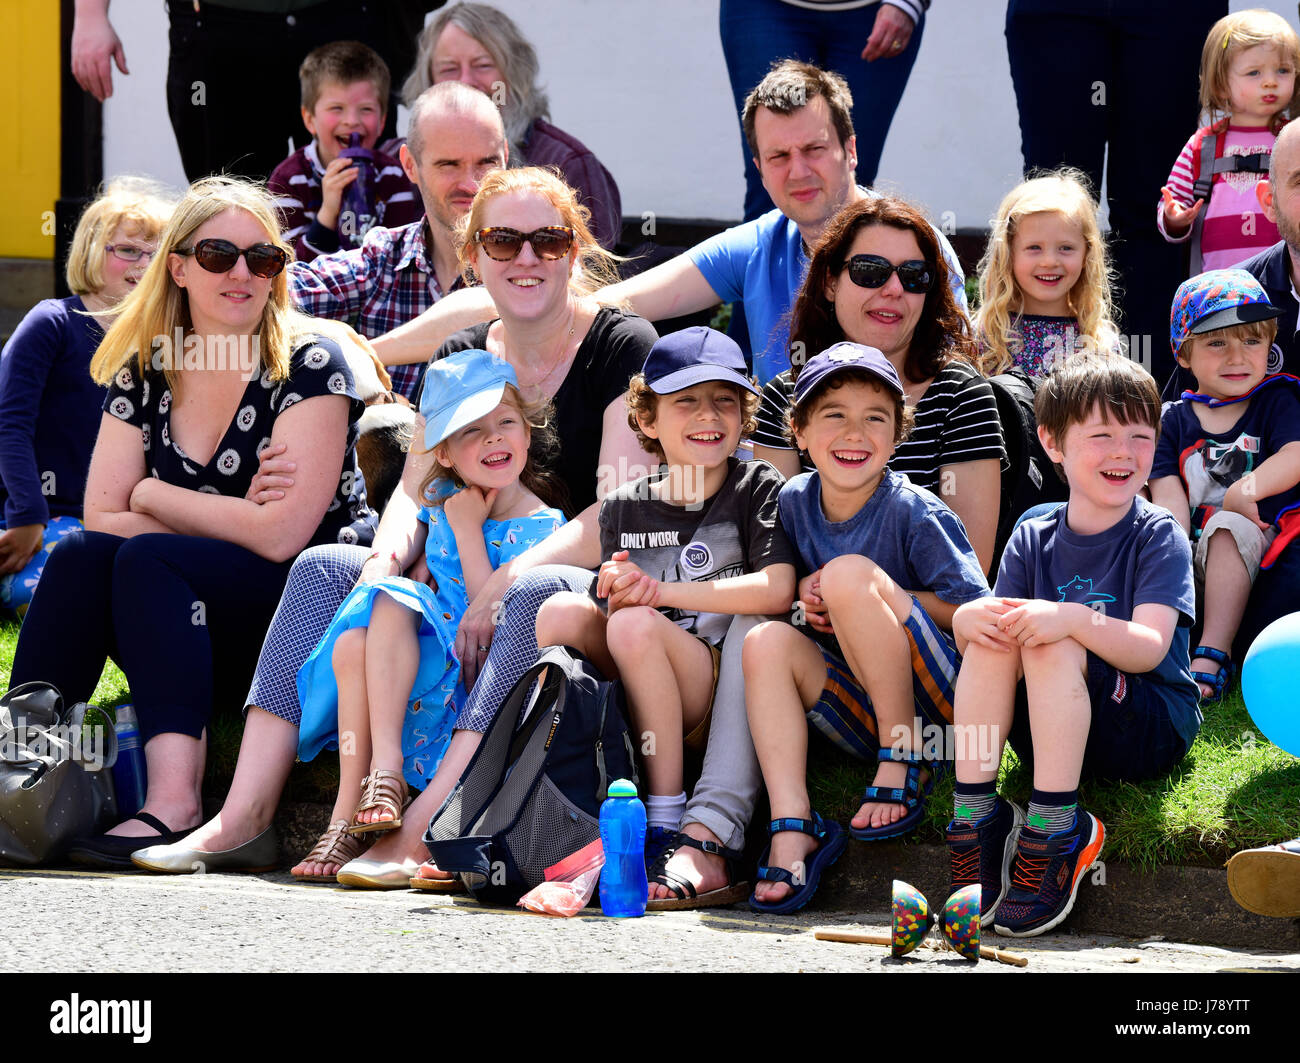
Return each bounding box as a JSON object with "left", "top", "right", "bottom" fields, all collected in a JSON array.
[
  {"left": 788, "top": 196, "right": 974, "bottom": 386},
  {"left": 625, "top": 374, "right": 759, "bottom": 462},
  {"left": 414, "top": 383, "right": 567, "bottom": 512}
]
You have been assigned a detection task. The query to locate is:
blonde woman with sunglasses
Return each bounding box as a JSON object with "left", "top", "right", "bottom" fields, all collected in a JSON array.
[{"left": 6, "top": 176, "right": 377, "bottom": 869}]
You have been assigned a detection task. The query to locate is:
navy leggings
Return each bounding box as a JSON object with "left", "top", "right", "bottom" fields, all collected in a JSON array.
[{"left": 10, "top": 530, "right": 292, "bottom": 742}]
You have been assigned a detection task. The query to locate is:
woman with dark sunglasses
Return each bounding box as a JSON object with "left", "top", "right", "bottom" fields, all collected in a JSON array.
[
  {"left": 5, "top": 176, "right": 378, "bottom": 868},
  {"left": 752, "top": 195, "right": 1005, "bottom": 576},
  {"left": 129, "top": 166, "right": 657, "bottom": 882}
]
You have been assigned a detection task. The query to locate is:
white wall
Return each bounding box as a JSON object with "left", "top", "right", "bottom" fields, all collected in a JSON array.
[{"left": 103, "top": 0, "right": 1298, "bottom": 231}]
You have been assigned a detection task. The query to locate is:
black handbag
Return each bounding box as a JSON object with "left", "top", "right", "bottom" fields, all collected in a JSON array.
[{"left": 0, "top": 682, "right": 118, "bottom": 866}]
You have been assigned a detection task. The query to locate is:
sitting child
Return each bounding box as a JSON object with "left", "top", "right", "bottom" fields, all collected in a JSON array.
[
  {"left": 948, "top": 353, "right": 1197, "bottom": 937},
  {"left": 1149, "top": 270, "right": 1300, "bottom": 701},
  {"left": 534, "top": 326, "right": 796, "bottom": 909},
  {"left": 268, "top": 40, "right": 420, "bottom": 262},
  {"left": 292, "top": 349, "right": 565, "bottom": 882},
  {"left": 743, "top": 343, "right": 990, "bottom": 914}
]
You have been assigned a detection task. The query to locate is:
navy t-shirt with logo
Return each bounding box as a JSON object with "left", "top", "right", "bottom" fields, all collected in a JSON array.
[
  {"left": 994, "top": 497, "right": 1200, "bottom": 744},
  {"left": 597, "top": 457, "right": 795, "bottom": 645}
]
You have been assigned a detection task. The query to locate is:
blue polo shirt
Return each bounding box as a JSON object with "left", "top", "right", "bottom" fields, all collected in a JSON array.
[{"left": 687, "top": 187, "right": 967, "bottom": 386}]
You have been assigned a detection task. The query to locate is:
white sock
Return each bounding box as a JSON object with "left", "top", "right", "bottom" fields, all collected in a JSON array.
[{"left": 646, "top": 791, "right": 687, "bottom": 831}]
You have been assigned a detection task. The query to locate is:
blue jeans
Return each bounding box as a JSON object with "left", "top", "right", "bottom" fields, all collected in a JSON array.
[{"left": 719, "top": 0, "right": 924, "bottom": 221}]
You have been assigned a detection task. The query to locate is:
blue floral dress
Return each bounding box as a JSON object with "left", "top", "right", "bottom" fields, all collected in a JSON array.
[{"left": 296, "top": 501, "right": 565, "bottom": 788}]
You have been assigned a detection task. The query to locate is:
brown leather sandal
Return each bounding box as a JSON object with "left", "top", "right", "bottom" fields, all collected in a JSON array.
[
  {"left": 346, "top": 769, "right": 410, "bottom": 835},
  {"left": 292, "top": 820, "right": 372, "bottom": 882}
]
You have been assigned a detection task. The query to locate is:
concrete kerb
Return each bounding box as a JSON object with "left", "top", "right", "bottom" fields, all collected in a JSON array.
[{"left": 263, "top": 800, "right": 1300, "bottom": 951}]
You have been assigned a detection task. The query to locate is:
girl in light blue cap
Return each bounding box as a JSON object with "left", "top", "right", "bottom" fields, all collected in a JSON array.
[{"left": 291, "top": 349, "right": 566, "bottom": 882}]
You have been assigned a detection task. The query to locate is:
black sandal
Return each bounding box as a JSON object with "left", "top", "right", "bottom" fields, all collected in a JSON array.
[{"left": 645, "top": 832, "right": 750, "bottom": 911}]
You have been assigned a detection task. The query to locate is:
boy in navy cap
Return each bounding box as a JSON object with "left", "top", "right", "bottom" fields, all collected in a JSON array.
[
  {"left": 535, "top": 326, "right": 797, "bottom": 908},
  {"left": 743, "top": 343, "right": 989, "bottom": 914},
  {"left": 1149, "top": 269, "right": 1300, "bottom": 702}
]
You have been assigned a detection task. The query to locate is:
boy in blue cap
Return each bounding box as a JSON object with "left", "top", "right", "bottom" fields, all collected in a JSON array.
[
  {"left": 1149, "top": 269, "right": 1300, "bottom": 702},
  {"left": 947, "top": 352, "right": 1196, "bottom": 937},
  {"left": 743, "top": 343, "right": 989, "bottom": 913},
  {"left": 535, "top": 326, "right": 797, "bottom": 909}
]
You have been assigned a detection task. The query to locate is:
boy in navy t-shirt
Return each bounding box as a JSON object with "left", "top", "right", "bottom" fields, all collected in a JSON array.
[
  {"left": 743, "top": 344, "right": 988, "bottom": 915},
  {"left": 948, "top": 353, "right": 1197, "bottom": 937},
  {"left": 1149, "top": 270, "right": 1300, "bottom": 701}
]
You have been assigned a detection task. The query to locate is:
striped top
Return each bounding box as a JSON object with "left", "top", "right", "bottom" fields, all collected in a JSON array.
[
  {"left": 1157, "top": 124, "right": 1281, "bottom": 271},
  {"left": 753, "top": 358, "right": 1006, "bottom": 493},
  {"left": 269, "top": 141, "right": 421, "bottom": 263}
]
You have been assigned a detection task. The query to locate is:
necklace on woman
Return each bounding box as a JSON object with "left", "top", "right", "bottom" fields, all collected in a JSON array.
[{"left": 512, "top": 303, "right": 578, "bottom": 396}]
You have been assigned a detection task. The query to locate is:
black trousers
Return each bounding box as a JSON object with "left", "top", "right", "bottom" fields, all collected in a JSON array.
[
  {"left": 1005, "top": 0, "right": 1228, "bottom": 383},
  {"left": 10, "top": 530, "right": 291, "bottom": 742}
]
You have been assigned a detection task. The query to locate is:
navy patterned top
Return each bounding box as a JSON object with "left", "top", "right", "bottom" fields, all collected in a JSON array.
[{"left": 103, "top": 334, "right": 376, "bottom": 548}]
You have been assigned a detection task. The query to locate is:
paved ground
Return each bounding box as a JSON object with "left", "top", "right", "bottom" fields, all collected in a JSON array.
[{"left": 3, "top": 865, "right": 1297, "bottom": 975}]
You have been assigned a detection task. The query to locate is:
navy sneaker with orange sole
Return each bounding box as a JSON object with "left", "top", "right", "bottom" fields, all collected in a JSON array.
[
  {"left": 994, "top": 809, "right": 1105, "bottom": 938},
  {"left": 946, "top": 797, "right": 1025, "bottom": 927}
]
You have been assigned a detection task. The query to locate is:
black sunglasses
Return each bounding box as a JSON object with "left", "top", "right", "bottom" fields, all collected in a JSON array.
[
  {"left": 175, "top": 238, "right": 288, "bottom": 279},
  {"left": 474, "top": 226, "right": 575, "bottom": 262},
  {"left": 841, "top": 254, "right": 934, "bottom": 294}
]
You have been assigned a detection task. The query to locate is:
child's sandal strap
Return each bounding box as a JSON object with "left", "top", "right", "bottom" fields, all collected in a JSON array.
[{"left": 767, "top": 814, "right": 827, "bottom": 841}]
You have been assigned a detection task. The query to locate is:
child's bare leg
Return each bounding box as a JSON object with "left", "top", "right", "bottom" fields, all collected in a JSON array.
[
  {"left": 953, "top": 640, "right": 1021, "bottom": 787},
  {"left": 354, "top": 593, "right": 421, "bottom": 826},
  {"left": 818, "top": 554, "right": 921, "bottom": 830},
  {"left": 1195, "top": 529, "right": 1251, "bottom": 697},
  {"left": 743, "top": 620, "right": 830, "bottom": 904},
  {"left": 535, "top": 591, "right": 615, "bottom": 677},
  {"left": 607, "top": 606, "right": 714, "bottom": 800},
  {"left": 1020, "top": 637, "right": 1091, "bottom": 792},
  {"left": 291, "top": 626, "right": 371, "bottom": 878}
]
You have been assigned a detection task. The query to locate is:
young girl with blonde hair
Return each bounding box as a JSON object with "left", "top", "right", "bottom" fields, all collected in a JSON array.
[
  {"left": 975, "top": 169, "right": 1119, "bottom": 381},
  {"left": 1159, "top": 9, "right": 1300, "bottom": 273},
  {"left": 292, "top": 349, "right": 566, "bottom": 883}
]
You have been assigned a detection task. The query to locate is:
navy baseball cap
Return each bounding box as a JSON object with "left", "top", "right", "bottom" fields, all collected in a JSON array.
[
  {"left": 641, "top": 326, "right": 761, "bottom": 396},
  {"left": 792, "top": 342, "right": 904, "bottom": 409}
]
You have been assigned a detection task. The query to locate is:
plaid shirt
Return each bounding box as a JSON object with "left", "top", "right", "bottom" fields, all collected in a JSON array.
[{"left": 289, "top": 219, "right": 463, "bottom": 400}]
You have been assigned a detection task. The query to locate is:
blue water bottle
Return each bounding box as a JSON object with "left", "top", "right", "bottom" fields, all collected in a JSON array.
[
  {"left": 599, "top": 778, "right": 648, "bottom": 917},
  {"left": 111, "top": 703, "right": 147, "bottom": 817}
]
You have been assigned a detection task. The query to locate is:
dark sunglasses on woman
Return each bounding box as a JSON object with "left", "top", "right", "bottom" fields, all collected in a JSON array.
[
  {"left": 175, "top": 238, "right": 289, "bottom": 279},
  {"left": 842, "top": 254, "right": 934, "bottom": 294},
  {"left": 474, "top": 226, "right": 575, "bottom": 262}
]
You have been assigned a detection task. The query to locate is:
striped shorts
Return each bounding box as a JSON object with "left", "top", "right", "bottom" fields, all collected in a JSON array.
[{"left": 806, "top": 596, "right": 960, "bottom": 761}]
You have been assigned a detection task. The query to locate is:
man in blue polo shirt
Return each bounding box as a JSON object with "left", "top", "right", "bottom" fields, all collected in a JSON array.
[{"left": 371, "top": 59, "right": 964, "bottom": 387}]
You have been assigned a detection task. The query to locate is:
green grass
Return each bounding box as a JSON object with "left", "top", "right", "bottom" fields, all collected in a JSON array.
[
  {"left": 0, "top": 618, "right": 340, "bottom": 806},
  {"left": 806, "top": 683, "right": 1300, "bottom": 870}
]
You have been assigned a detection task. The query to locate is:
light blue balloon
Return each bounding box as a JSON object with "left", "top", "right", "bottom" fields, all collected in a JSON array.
[{"left": 1242, "top": 612, "right": 1300, "bottom": 757}]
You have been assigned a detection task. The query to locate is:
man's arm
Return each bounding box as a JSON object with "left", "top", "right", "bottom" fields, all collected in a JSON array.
[
  {"left": 370, "top": 286, "right": 499, "bottom": 367},
  {"left": 600, "top": 254, "right": 723, "bottom": 324}
]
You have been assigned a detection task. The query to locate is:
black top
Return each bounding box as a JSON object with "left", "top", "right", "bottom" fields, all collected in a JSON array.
[
  {"left": 104, "top": 334, "right": 376, "bottom": 548},
  {"left": 430, "top": 306, "right": 658, "bottom": 515}
]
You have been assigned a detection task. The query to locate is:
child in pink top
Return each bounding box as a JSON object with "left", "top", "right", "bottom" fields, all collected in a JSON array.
[{"left": 1159, "top": 10, "right": 1300, "bottom": 274}]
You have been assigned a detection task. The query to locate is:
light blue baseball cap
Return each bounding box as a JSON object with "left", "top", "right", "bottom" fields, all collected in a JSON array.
[{"left": 419, "top": 349, "right": 519, "bottom": 449}]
